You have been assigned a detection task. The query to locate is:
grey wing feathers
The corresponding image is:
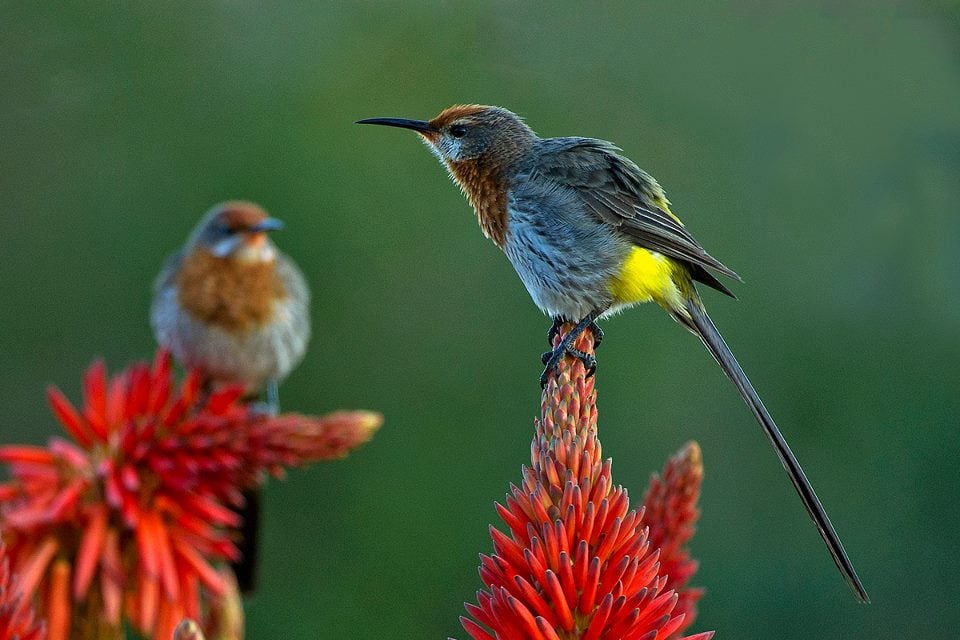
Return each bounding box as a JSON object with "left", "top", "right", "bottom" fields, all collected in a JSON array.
[
  {"left": 153, "top": 249, "right": 184, "bottom": 293},
  {"left": 274, "top": 253, "right": 312, "bottom": 376},
  {"left": 530, "top": 137, "right": 741, "bottom": 293},
  {"left": 276, "top": 253, "right": 311, "bottom": 306}
]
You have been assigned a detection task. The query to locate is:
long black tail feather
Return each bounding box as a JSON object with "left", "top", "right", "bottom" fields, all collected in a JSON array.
[{"left": 679, "top": 297, "right": 869, "bottom": 603}]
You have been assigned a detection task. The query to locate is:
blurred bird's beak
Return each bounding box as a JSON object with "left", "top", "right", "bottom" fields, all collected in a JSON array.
[
  {"left": 248, "top": 218, "right": 284, "bottom": 233},
  {"left": 356, "top": 117, "right": 436, "bottom": 136}
]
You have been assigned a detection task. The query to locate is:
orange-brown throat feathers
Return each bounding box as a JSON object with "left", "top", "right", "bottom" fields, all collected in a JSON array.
[
  {"left": 176, "top": 248, "right": 287, "bottom": 334},
  {"left": 446, "top": 159, "right": 509, "bottom": 247},
  {"left": 427, "top": 105, "right": 534, "bottom": 248}
]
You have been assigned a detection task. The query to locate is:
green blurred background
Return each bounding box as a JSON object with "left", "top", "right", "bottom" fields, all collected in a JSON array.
[{"left": 2, "top": 2, "right": 958, "bottom": 638}]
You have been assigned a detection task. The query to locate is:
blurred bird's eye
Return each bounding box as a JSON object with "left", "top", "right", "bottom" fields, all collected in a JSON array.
[{"left": 449, "top": 124, "right": 468, "bottom": 138}]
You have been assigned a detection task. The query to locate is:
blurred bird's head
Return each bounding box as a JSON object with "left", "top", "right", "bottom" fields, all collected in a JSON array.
[
  {"left": 357, "top": 104, "right": 536, "bottom": 167},
  {"left": 188, "top": 202, "right": 284, "bottom": 263}
]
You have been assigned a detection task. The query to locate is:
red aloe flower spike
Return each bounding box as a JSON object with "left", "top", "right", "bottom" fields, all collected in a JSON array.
[
  {"left": 461, "top": 325, "right": 713, "bottom": 640},
  {"left": 642, "top": 442, "right": 705, "bottom": 638},
  {"left": 1, "top": 349, "right": 382, "bottom": 638}
]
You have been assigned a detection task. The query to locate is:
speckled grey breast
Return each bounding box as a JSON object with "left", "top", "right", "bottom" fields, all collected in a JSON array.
[{"left": 504, "top": 180, "right": 632, "bottom": 320}]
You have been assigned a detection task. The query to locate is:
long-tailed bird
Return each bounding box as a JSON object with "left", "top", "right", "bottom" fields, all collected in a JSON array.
[{"left": 357, "top": 105, "right": 868, "bottom": 602}]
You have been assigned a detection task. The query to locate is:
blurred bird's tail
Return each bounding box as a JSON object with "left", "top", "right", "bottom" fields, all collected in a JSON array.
[{"left": 673, "top": 294, "right": 870, "bottom": 603}]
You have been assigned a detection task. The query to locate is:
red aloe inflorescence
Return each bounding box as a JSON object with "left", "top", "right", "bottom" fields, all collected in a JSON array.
[
  {"left": 460, "top": 327, "right": 712, "bottom": 640},
  {"left": 642, "top": 443, "right": 704, "bottom": 638},
  {"left": 0, "top": 350, "right": 381, "bottom": 640}
]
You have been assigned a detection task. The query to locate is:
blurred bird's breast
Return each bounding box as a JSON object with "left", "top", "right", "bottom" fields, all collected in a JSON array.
[
  {"left": 151, "top": 251, "right": 311, "bottom": 390},
  {"left": 175, "top": 248, "right": 287, "bottom": 333}
]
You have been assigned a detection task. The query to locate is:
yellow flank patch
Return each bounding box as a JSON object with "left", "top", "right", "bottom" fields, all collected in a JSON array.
[{"left": 609, "top": 247, "right": 679, "bottom": 305}]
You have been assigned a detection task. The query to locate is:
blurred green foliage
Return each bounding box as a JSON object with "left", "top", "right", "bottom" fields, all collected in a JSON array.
[{"left": 2, "top": 2, "right": 958, "bottom": 638}]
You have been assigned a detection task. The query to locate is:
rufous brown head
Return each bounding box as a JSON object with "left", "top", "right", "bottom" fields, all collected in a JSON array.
[
  {"left": 357, "top": 104, "right": 536, "bottom": 166},
  {"left": 188, "top": 201, "right": 284, "bottom": 263}
]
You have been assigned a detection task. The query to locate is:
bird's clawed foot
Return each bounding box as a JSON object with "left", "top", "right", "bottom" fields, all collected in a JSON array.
[
  {"left": 539, "top": 347, "right": 596, "bottom": 386},
  {"left": 588, "top": 320, "right": 604, "bottom": 349},
  {"left": 547, "top": 316, "right": 604, "bottom": 350},
  {"left": 539, "top": 313, "right": 600, "bottom": 387}
]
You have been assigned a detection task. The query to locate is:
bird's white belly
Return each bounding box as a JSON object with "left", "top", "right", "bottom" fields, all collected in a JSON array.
[{"left": 152, "top": 287, "right": 309, "bottom": 392}]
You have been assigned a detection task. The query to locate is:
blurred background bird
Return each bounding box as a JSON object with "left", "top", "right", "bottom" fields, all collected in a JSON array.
[
  {"left": 151, "top": 201, "right": 311, "bottom": 405},
  {"left": 151, "top": 200, "right": 311, "bottom": 592},
  {"left": 358, "top": 105, "right": 868, "bottom": 602}
]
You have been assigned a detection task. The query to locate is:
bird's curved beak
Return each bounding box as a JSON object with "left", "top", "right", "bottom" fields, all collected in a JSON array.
[
  {"left": 356, "top": 117, "right": 437, "bottom": 136},
  {"left": 248, "top": 217, "right": 284, "bottom": 233}
]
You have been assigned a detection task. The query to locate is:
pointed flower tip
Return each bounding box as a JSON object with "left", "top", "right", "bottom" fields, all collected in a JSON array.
[
  {"left": 335, "top": 410, "right": 383, "bottom": 442},
  {"left": 679, "top": 440, "right": 703, "bottom": 473},
  {"left": 341, "top": 410, "right": 384, "bottom": 439},
  {"left": 271, "top": 410, "right": 383, "bottom": 464}
]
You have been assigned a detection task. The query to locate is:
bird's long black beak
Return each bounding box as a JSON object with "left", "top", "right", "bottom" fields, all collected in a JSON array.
[
  {"left": 355, "top": 117, "right": 436, "bottom": 133},
  {"left": 249, "top": 217, "right": 284, "bottom": 233}
]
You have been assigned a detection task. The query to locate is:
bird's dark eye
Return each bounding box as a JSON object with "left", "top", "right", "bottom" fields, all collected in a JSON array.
[{"left": 449, "top": 124, "right": 468, "bottom": 138}]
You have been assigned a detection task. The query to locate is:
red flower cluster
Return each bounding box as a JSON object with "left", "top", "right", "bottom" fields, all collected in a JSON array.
[
  {"left": 642, "top": 443, "right": 704, "bottom": 638},
  {"left": 0, "top": 543, "right": 46, "bottom": 640},
  {"left": 0, "top": 351, "right": 381, "bottom": 640},
  {"left": 460, "top": 328, "right": 711, "bottom": 640}
]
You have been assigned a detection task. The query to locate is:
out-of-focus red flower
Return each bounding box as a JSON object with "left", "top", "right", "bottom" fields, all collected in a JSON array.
[
  {"left": 642, "top": 443, "right": 704, "bottom": 638},
  {"left": 0, "top": 350, "right": 381, "bottom": 640},
  {"left": 460, "top": 327, "right": 713, "bottom": 640},
  {"left": 0, "top": 543, "right": 46, "bottom": 640}
]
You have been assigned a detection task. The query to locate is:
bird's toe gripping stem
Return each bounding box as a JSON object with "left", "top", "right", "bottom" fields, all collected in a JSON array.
[
  {"left": 547, "top": 316, "right": 603, "bottom": 350},
  {"left": 588, "top": 320, "right": 604, "bottom": 349},
  {"left": 539, "top": 345, "right": 597, "bottom": 386},
  {"left": 539, "top": 313, "right": 601, "bottom": 387}
]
